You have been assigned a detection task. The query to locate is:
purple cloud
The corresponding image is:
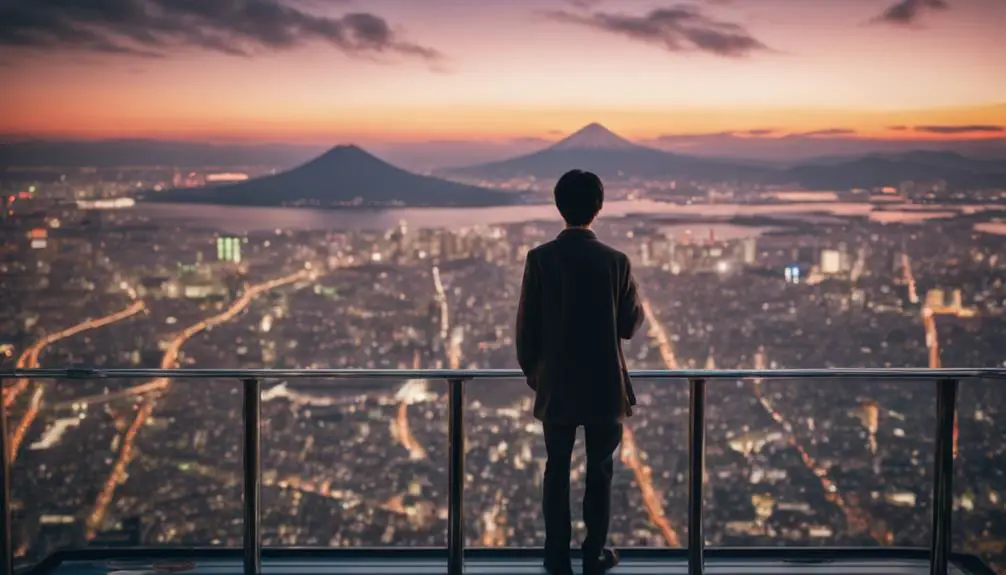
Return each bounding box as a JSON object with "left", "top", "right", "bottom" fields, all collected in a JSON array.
[
  {"left": 0, "top": 0, "right": 443, "bottom": 63},
  {"left": 546, "top": 4, "right": 769, "bottom": 58},
  {"left": 874, "top": 0, "right": 949, "bottom": 26}
]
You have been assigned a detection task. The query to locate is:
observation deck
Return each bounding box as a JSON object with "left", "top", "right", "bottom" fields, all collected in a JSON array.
[{"left": 2, "top": 367, "right": 1004, "bottom": 575}]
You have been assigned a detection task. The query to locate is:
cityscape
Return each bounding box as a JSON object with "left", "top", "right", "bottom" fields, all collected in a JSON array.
[
  {"left": 2, "top": 164, "right": 1005, "bottom": 571},
  {"left": 2, "top": 0, "right": 1005, "bottom": 573}
]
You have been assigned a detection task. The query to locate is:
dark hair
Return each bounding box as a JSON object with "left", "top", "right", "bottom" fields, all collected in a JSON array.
[{"left": 554, "top": 169, "right": 603, "bottom": 227}]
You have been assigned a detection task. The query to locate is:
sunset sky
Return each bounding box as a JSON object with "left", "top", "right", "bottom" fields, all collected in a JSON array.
[{"left": 1, "top": 0, "right": 1004, "bottom": 161}]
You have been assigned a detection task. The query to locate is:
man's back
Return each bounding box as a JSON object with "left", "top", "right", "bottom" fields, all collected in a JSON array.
[
  {"left": 516, "top": 228, "right": 644, "bottom": 424},
  {"left": 519, "top": 170, "right": 640, "bottom": 575}
]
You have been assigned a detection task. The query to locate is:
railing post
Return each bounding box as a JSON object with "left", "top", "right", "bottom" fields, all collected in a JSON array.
[
  {"left": 447, "top": 378, "right": 465, "bottom": 575},
  {"left": 687, "top": 378, "right": 706, "bottom": 575},
  {"left": 1, "top": 379, "right": 13, "bottom": 575},
  {"left": 242, "top": 378, "right": 262, "bottom": 575},
  {"left": 930, "top": 378, "right": 957, "bottom": 575}
]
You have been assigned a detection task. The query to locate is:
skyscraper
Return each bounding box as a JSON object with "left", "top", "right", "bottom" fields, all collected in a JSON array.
[{"left": 216, "top": 236, "right": 242, "bottom": 263}]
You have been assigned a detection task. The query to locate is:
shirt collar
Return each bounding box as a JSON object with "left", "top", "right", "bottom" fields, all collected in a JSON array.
[{"left": 558, "top": 227, "right": 597, "bottom": 240}]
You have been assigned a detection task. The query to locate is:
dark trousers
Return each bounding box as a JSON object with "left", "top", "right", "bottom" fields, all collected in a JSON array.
[{"left": 542, "top": 422, "right": 623, "bottom": 564}]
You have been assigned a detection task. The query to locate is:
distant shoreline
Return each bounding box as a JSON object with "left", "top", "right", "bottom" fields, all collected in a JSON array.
[
  {"left": 138, "top": 197, "right": 542, "bottom": 210},
  {"left": 121, "top": 198, "right": 1006, "bottom": 235}
]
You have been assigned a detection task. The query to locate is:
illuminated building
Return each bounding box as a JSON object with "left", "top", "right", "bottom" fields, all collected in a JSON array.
[
  {"left": 205, "top": 173, "right": 250, "bottom": 183},
  {"left": 784, "top": 265, "right": 801, "bottom": 284},
  {"left": 28, "top": 228, "right": 47, "bottom": 250},
  {"left": 743, "top": 237, "right": 757, "bottom": 265},
  {"left": 820, "top": 249, "right": 842, "bottom": 275},
  {"left": 216, "top": 236, "right": 243, "bottom": 263}
]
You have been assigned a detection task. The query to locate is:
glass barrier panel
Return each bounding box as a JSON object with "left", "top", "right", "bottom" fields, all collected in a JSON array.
[
  {"left": 9, "top": 376, "right": 244, "bottom": 567},
  {"left": 611, "top": 376, "right": 691, "bottom": 548},
  {"left": 463, "top": 376, "right": 690, "bottom": 550},
  {"left": 706, "top": 377, "right": 934, "bottom": 547},
  {"left": 955, "top": 377, "right": 1006, "bottom": 575},
  {"left": 261, "top": 376, "right": 448, "bottom": 547}
]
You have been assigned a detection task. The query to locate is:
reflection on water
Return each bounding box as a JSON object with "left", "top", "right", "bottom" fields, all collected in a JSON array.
[
  {"left": 975, "top": 222, "right": 1006, "bottom": 236},
  {"left": 127, "top": 199, "right": 1001, "bottom": 233},
  {"left": 765, "top": 191, "right": 840, "bottom": 202},
  {"left": 125, "top": 199, "right": 973, "bottom": 232},
  {"left": 869, "top": 211, "right": 958, "bottom": 224}
]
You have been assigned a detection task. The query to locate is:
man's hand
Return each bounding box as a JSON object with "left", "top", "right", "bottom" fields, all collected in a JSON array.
[{"left": 618, "top": 257, "right": 644, "bottom": 340}]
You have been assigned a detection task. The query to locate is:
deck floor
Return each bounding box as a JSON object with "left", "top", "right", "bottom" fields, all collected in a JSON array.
[{"left": 34, "top": 554, "right": 978, "bottom": 575}]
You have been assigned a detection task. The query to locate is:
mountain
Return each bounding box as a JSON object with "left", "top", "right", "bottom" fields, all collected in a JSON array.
[
  {"left": 446, "top": 123, "right": 1006, "bottom": 189},
  {"left": 549, "top": 122, "right": 638, "bottom": 151},
  {"left": 444, "top": 123, "right": 768, "bottom": 182},
  {"left": 146, "top": 145, "right": 516, "bottom": 208},
  {"left": 778, "top": 151, "right": 1006, "bottom": 189}
]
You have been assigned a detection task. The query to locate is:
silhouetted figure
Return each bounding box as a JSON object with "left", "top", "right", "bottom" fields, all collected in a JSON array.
[{"left": 516, "top": 170, "right": 644, "bottom": 575}]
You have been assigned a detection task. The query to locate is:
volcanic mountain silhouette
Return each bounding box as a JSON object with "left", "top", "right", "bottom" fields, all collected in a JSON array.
[
  {"left": 150, "top": 145, "right": 516, "bottom": 207},
  {"left": 445, "top": 123, "right": 766, "bottom": 181}
]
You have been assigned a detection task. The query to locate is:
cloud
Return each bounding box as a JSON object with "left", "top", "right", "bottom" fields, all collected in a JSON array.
[
  {"left": 791, "top": 128, "right": 857, "bottom": 137},
  {"left": 913, "top": 125, "right": 1004, "bottom": 134},
  {"left": 874, "top": 0, "right": 949, "bottom": 25},
  {"left": 546, "top": 4, "right": 769, "bottom": 58},
  {"left": 652, "top": 128, "right": 776, "bottom": 142},
  {"left": 889, "top": 125, "right": 911, "bottom": 131},
  {"left": 0, "top": 0, "right": 443, "bottom": 63}
]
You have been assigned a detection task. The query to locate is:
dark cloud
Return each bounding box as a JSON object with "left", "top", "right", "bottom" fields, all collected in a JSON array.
[
  {"left": 889, "top": 125, "right": 910, "bottom": 131},
  {"left": 874, "top": 0, "right": 949, "bottom": 25},
  {"left": 653, "top": 128, "right": 776, "bottom": 141},
  {"left": 546, "top": 4, "right": 769, "bottom": 58},
  {"left": 564, "top": 0, "right": 605, "bottom": 8},
  {"left": 913, "top": 125, "right": 1004, "bottom": 134},
  {"left": 0, "top": 0, "right": 443, "bottom": 62},
  {"left": 791, "top": 128, "right": 857, "bottom": 137},
  {"left": 652, "top": 131, "right": 733, "bottom": 142}
]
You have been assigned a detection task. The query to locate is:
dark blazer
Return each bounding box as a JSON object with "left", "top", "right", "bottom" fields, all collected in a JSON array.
[{"left": 516, "top": 228, "right": 645, "bottom": 424}]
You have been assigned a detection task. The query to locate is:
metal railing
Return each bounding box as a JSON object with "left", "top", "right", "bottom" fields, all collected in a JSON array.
[{"left": 3, "top": 367, "right": 1005, "bottom": 575}]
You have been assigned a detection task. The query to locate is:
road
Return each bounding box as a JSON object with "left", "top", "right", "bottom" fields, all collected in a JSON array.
[
  {"left": 630, "top": 296, "right": 684, "bottom": 547},
  {"left": 732, "top": 254, "right": 961, "bottom": 543},
  {"left": 638, "top": 291, "right": 890, "bottom": 544},
  {"left": 428, "top": 268, "right": 507, "bottom": 546},
  {"left": 748, "top": 374, "right": 893, "bottom": 543},
  {"left": 84, "top": 270, "right": 310, "bottom": 539},
  {"left": 426, "top": 266, "right": 509, "bottom": 546},
  {"left": 389, "top": 267, "right": 450, "bottom": 462},
  {"left": 4, "top": 300, "right": 147, "bottom": 409},
  {"left": 5, "top": 300, "right": 148, "bottom": 462}
]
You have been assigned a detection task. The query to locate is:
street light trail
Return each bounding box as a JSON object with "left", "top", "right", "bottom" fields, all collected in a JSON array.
[
  {"left": 748, "top": 377, "right": 892, "bottom": 543},
  {"left": 85, "top": 270, "right": 309, "bottom": 539},
  {"left": 904, "top": 255, "right": 959, "bottom": 457},
  {"left": 9, "top": 386, "right": 43, "bottom": 462},
  {"left": 621, "top": 423, "right": 682, "bottom": 547},
  {"left": 429, "top": 266, "right": 506, "bottom": 546},
  {"left": 902, "top": 253, "right": 919, "bottom": 305},
  {"left": 5, "top": 300, "right": 147, "bottom": 463},
  {"left": 390, "top": 267, "right": 450, "bottom": 461},
  {"left": 628, "top": 295, "right": 683, "bottom": 547},
  {"left": 4, "top": 300, "right": 147, "bottom": 409}
]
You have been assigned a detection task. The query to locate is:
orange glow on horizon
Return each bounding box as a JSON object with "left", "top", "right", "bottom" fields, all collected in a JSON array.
[{"left": 3, "top": 102, "right": 1003, "bottom": 144}]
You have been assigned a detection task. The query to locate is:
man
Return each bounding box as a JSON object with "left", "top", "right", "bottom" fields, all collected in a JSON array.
[{"left": 516, "top": 169, "right": 645, "bottom": 575}]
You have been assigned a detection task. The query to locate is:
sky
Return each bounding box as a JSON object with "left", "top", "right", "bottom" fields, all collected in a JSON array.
[{"left": 1, "top": 0, "right": 1004, "bottom": 164}]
